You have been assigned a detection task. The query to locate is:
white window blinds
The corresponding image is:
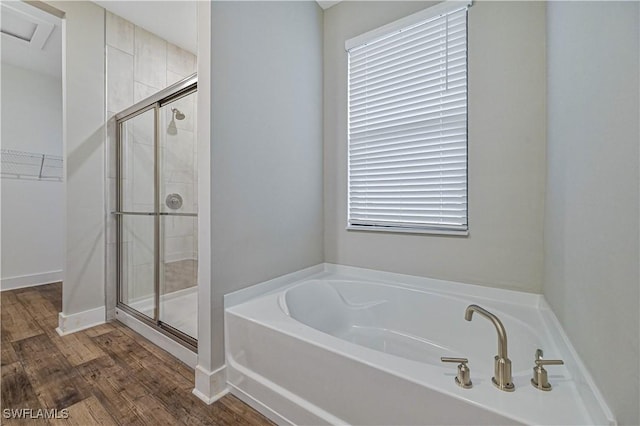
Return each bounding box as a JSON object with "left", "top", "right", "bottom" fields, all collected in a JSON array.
[{"left": 347, "top": 2, "right": 469, "bottom": 233}]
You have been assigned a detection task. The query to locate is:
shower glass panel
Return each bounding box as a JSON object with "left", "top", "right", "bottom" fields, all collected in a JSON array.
[
  {"left": 115, "top": 75, "right": 197, "bottom": 349},
  {"left": 158, "top": 92, "right": 198, "bottom": 339},
  {"left": 118, "top": 107, "right": 157, "bottom": 321}
]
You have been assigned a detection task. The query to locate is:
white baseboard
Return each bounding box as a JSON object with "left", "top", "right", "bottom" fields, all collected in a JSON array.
[
  {"left": 56, "top": 305, "right": 105, "bottom": 336},
  {"left": 193, "top": 364, "right": 228, "bottom": 404},
  {"left": 114, "top": 307, "right": 197, "bottom": 367},
  {"left": 1, "top": 270, "right": 63, "bottom": 291},
  {"left": 229, "top": 384, "right": 294, "bottom": 426}
]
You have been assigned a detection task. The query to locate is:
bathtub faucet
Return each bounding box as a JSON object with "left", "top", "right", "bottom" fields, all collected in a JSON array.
[{"left": 464, "top": 304, "right": 515, "bottom": 392}]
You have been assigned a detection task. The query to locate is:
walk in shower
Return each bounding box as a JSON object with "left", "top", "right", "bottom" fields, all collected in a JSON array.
[{"left": 114, "top": 74, "right": 197, "bottom": 350}]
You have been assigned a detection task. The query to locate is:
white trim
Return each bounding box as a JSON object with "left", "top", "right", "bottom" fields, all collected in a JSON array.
[
  {"left": 226, "top": 354, "right": 345, "bottom": 425},
  {"left": 229, "top": 384, "right": 295, "bottom": 426},
  {"left": 196, "top": 0, "right": 215, "bottom": 382},
  {"left": 193, "top": 364, "right": 228, "bottom": 404},
  {"left": 345, "top": 0, "right": 472, "bottom": 51},
  {"left": 114, "top": 307, "right": 197, "bottom": 367},
  {"left": 56, "top": 305, "right": 105, "bottom": 336},
  {"left": 1, "top": 270, "right": 63, "bottom": 291}
]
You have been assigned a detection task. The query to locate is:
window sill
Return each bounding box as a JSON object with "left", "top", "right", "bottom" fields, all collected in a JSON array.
[{"left": 346, "top": 225, "right": 469, "bottom": 237}]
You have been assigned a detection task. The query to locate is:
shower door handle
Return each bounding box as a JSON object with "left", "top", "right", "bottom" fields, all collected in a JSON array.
[
  {"left": 111, "top": 211, "right": 156, "bottom": 216},
  {"left": 112, "top": 211, "right": 197, "bottom": 217},
  {"left": 157, "top": 212, "right": 197, "bottom": 217}
]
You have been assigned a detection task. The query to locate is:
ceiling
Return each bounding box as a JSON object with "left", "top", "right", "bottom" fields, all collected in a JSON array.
[{"left": 0, "top": 1, "right": 62, "bottom": 78}]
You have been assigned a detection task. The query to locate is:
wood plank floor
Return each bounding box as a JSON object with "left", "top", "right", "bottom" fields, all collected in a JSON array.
[{"left": 1, "top": 283, "right": 274, "bottom": 426}]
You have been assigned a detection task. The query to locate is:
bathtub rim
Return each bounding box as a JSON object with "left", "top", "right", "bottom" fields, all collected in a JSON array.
[{"left": 225, "top": 263, "right": 546, "bottom": 311}]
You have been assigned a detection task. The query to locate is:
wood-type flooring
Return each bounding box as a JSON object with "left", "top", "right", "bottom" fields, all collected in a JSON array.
[{"left": 1, "top": 283, "right": 273, "bottom": 426}]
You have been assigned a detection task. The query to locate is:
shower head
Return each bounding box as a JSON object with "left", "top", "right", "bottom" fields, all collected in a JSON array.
[
  {"left": 167, "top": 107, "right": 185, "bottom": 134},
  {"left": 172, "top": 108, "right": 185, "bottom": 120}
]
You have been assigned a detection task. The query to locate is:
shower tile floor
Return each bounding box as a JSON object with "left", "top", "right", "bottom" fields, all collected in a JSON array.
[
  {"left": 140, "top": 288, "right": 198, "bottom": 339},
  {"left": 163, "top": 259, "right": 197, "bottom": 293},
  {"left": 131, "top": 259, "right": 198, "bottom": 339}
]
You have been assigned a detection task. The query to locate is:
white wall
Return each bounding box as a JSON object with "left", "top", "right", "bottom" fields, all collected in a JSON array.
[
  {"left": 52, "top": 1, "right": 107, "bottom": 327},
  {"left": 1, "top": 63, "right": 63, "bottom": 289},
  {"left": 544, "top": 2, "right": 639, "bottom": 425},
  {"left": 209, "top": 0, "right": 324, "bottom": 367},
  {"left": 324, "top": 1, "right": 547, "bottom": 293}
]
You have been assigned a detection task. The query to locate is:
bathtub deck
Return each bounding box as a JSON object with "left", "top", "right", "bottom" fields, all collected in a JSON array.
[{"left": 1, "top": 282, "right": 274, "bottom": 426}]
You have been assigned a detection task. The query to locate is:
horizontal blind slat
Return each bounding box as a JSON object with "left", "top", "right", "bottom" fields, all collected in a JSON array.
[
  {"left": 351, "top": 143, "right": 466, "bottom": 161},
  {"left": 351, "top": 198, "right": 466, "bottom": 204},
  {"left": 350, "top": 213, "right": 467, "bottom": 220},
  {"left": 351, "top": 181, "right": 466, "bottom": 188}
]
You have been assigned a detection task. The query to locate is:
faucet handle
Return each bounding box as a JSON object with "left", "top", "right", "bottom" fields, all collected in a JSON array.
[
  {"left": 531, "top": 348, "right": 564, "bottom": 391},
  {"left": 534, "top": 348, "right": 564, "bottom": 365},
  {"left": 536, "top": 359, "right": 565, "bottom": 366},
  {"left": 441, "top": 357, "right": 472, "bottom": 389},
  {"left": 441, "top": 357, "right": 468, "bottom": 364}
]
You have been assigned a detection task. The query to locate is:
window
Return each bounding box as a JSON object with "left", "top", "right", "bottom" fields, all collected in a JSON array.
[{"left": 346, "top": 2, "right": 470, "bottom": 234}]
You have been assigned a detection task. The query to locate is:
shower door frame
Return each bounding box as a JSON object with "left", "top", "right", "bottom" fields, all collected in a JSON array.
[{"left": 114, "top": 74, "right": 198, "bottom": 351}]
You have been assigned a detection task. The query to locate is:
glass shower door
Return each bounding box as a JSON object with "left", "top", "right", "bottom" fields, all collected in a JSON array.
[
  {"left": 118, "top": 106, "right": 158, "bottom": 321},
  {"left": 158, "top": 92, "right": 198, "bottom": 340},
  {"left": 115, "top": 75, "right": 198, "bottom": 349}
]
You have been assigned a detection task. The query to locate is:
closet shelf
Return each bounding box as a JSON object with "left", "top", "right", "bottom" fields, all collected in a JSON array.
[{"left": 1, "top": 149, "right": 63, "bottom": 181}]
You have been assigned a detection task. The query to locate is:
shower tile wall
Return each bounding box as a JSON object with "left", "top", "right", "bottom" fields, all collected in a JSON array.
[{"left": 105, "top": 11, "right": 197, "bottom": 318}]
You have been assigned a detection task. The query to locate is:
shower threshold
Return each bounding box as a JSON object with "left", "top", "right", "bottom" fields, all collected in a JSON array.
[{"left": 115, "top": 306, "right": 197, "bottom": 367}]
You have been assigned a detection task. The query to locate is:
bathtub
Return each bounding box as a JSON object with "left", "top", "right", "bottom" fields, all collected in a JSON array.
[{"left": 225, "top": 264, "right": 615, "bottom": 425}]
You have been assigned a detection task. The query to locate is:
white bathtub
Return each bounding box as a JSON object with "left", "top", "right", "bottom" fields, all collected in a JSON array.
[{"left": 225, "top": 264, "right": 615, "bottom": 425}]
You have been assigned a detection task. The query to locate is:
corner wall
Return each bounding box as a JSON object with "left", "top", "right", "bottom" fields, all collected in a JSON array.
[
  {"left": 53, "top": 1, "right": 107, "bottom": 333},
  {"left": 544, "top": 2, "right": 639, "bottom": 424},
  {"left": 324, "top": 1, "right": 547, "bottom": 293},
  {"left": 206, "top": 0, "right": 324, "bottom": 379}
]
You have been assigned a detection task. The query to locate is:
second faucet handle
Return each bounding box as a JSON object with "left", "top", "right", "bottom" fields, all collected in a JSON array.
[
  {"left": 531, "top": 349, "right": 564, "bottom": 391},
  {"left": 441, "top": 357, "right": 472, "bottom": 389}
]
